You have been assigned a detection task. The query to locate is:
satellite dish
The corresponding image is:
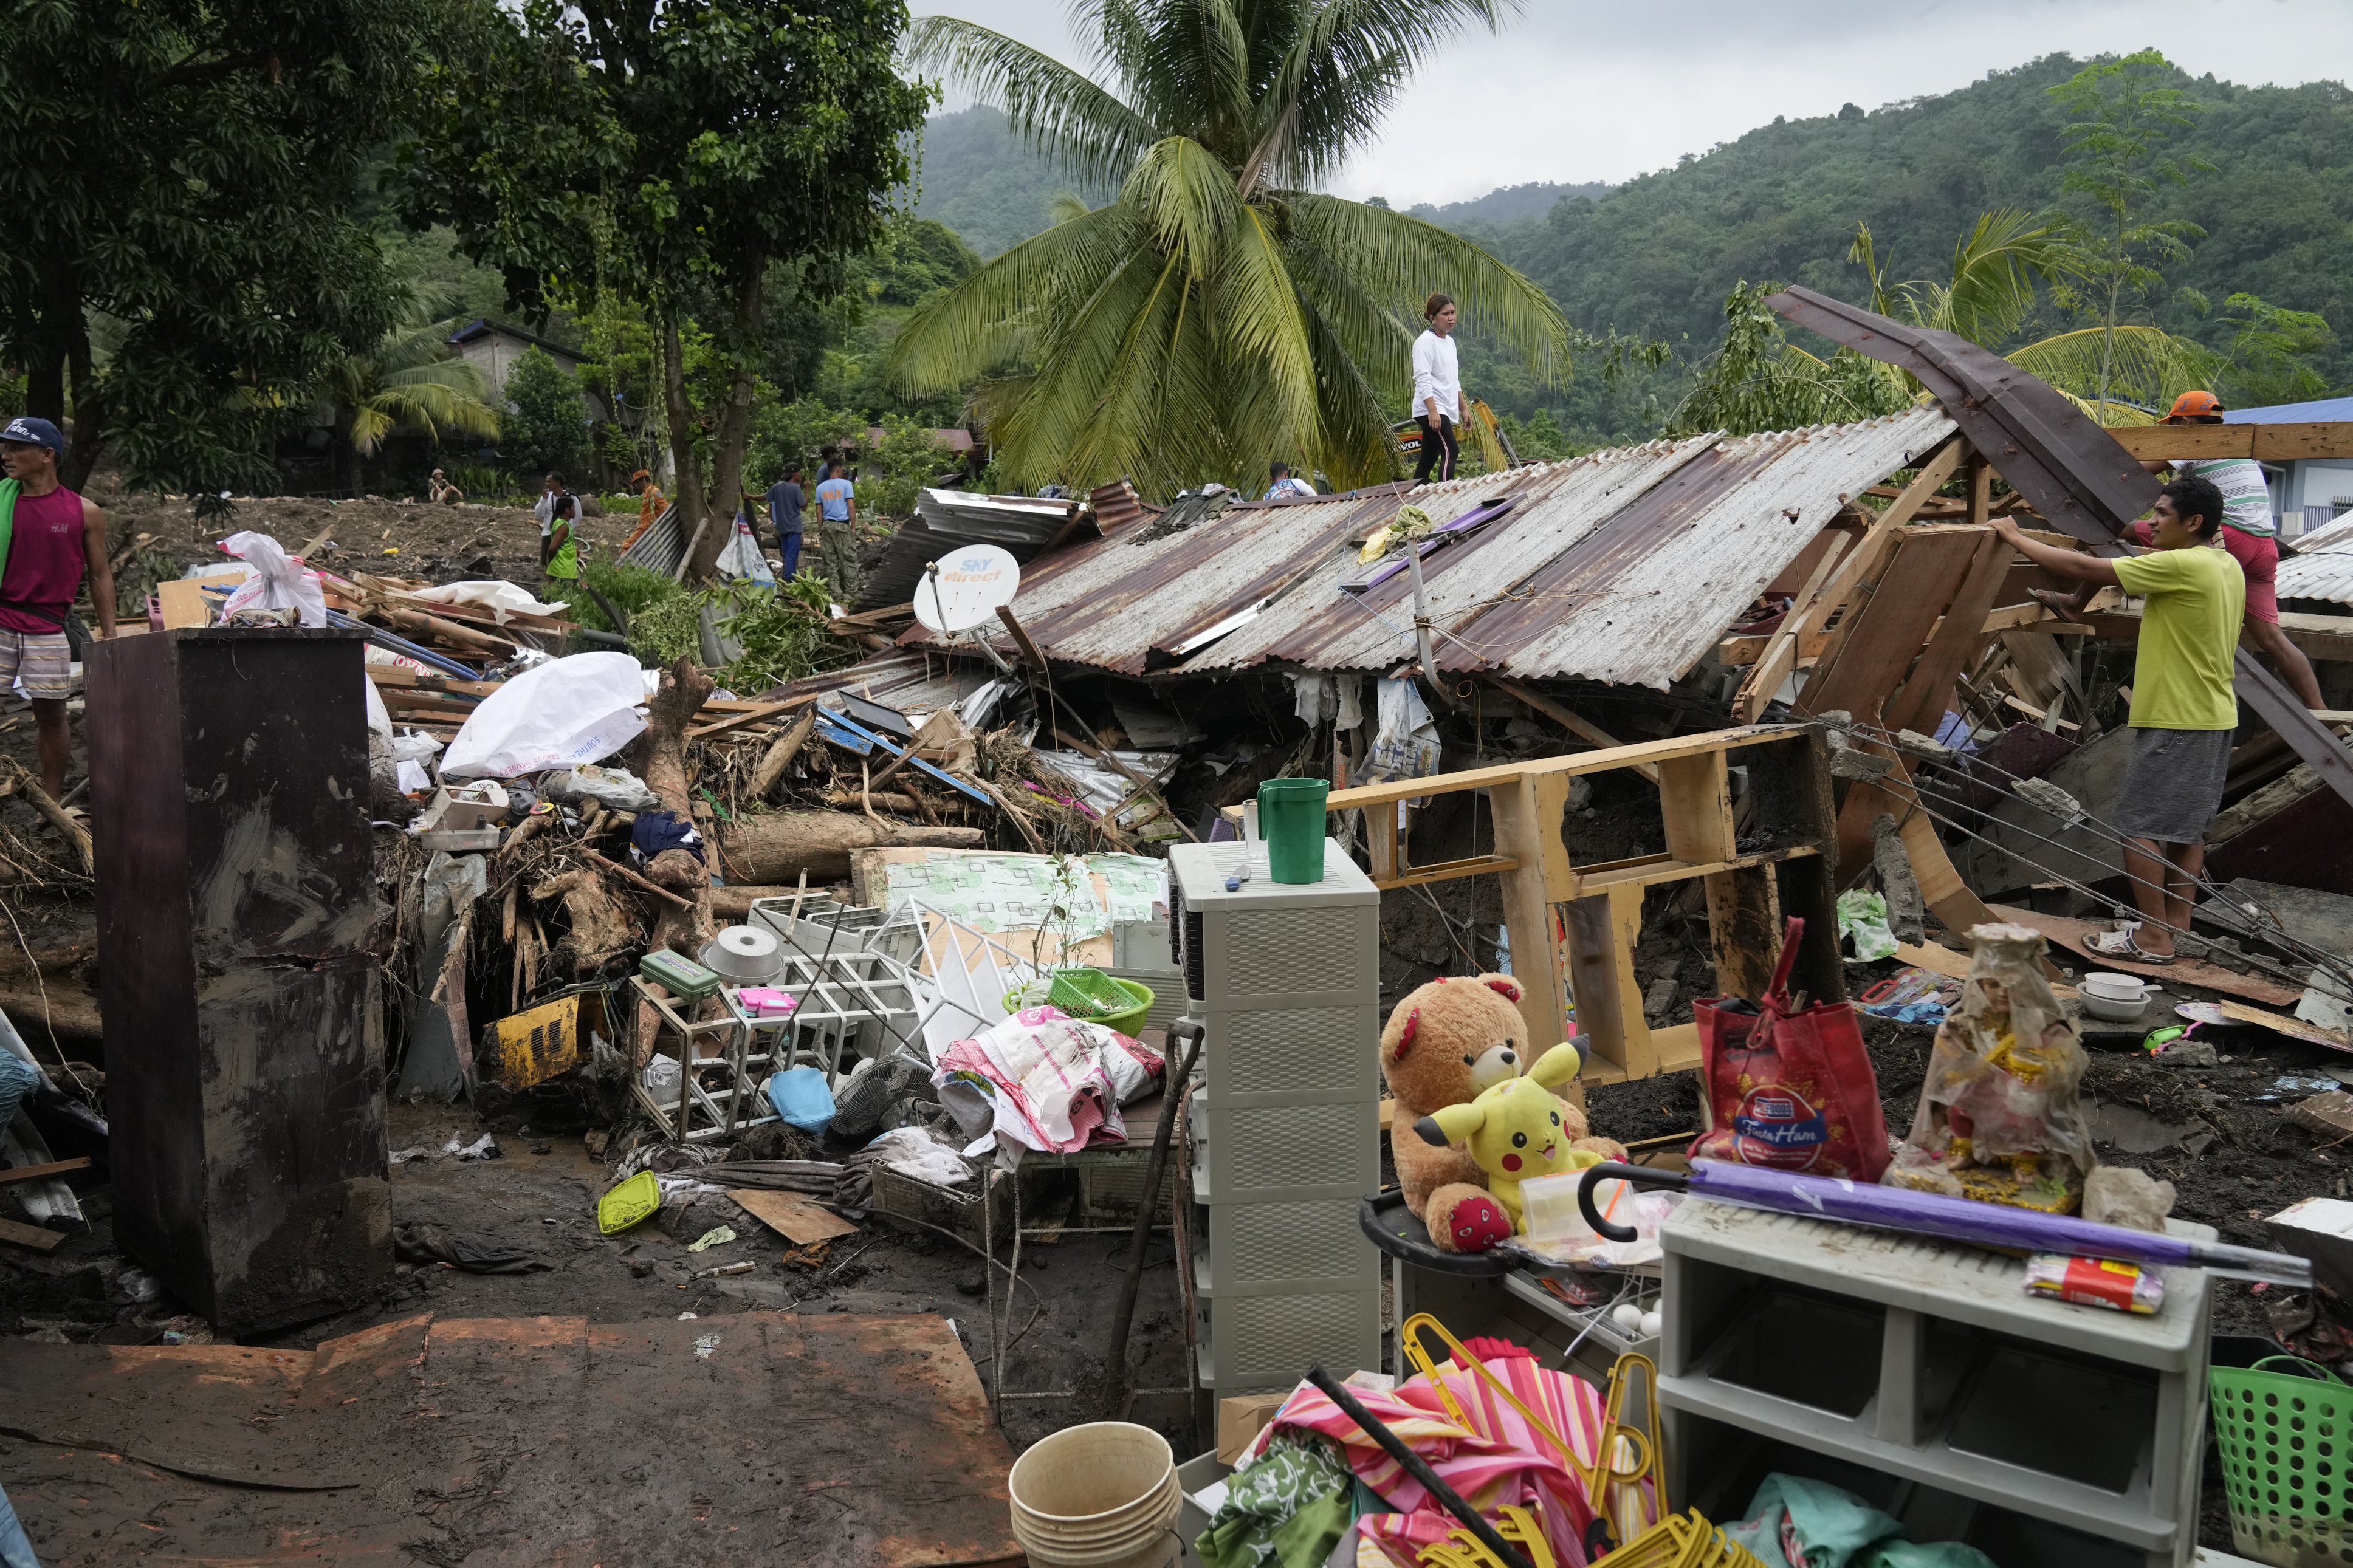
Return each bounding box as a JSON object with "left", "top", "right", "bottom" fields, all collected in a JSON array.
[{"left": 915, "top": 544, "right": 1022, "bottom": 635}]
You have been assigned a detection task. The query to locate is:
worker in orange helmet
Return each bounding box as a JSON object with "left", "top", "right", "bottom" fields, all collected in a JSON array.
[
  {"left": 620, "top": 468, "right": 665, "bottom": 551},
  {"left": 2037, "top": 389, "right": 2324, "bottom": 710}
]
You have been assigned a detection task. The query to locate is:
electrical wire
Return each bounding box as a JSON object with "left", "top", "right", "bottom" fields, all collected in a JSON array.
[
  {"left": 1847, "top": 714, "right": 2350, "bottom": 982},
  {"left": 1832, "top": 715, "right": 2351, "bottom": 995}
]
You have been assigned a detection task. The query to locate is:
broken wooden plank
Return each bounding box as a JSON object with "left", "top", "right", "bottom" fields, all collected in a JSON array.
[
  {"left": 0, "top": 1157, "right": 92, "bottom": 1186},
  {"left": 0, "top": 1216, "right": 63, "bottom": 1252},
  {"left": 731, "top": 1187, "right": 857, "bottom": 1245},
  {"left": 1799, "top": 527, "right": 1988, "bottom": 721},
  {"left": 687, "top": 696, "right": 811, "bottom": 742},
  {"left": 2105, "top": 422, "right": 2353, "bottom": 464},
  {"left": 1988, "top": 902, "right": 2301, "bottom": 1007},
  {"left": 1480, "top": 676, "right": 1659, "bottom": 783},
  {"left": 1883, "top": 529, "right": 2015, "bottom": 737}
]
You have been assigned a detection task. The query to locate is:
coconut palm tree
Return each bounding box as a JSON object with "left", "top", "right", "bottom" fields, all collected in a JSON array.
[
  {"left": 1850, "top": 210, "right": 2201, "bottom": 423},
  {"left": 888, "top": 0, "right": 1572, "bottom": 498},
  {"left": 315, "top": 309, "right": 501, "bottom": 495}
]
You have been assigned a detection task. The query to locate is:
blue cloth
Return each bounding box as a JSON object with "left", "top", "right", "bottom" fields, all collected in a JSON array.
[
  {"left": 0, "top": 1050, "right": 39, "bottom": 1133},
  {"left": 768, "top": 1067, "right": 836, "bottom": 1132},
  {"left": 0, "top": 1477, "right": 40, "bottom": 1568},
  {"left": 766, "top": 479, "right": 804, "bottom": 535},
  {"left": 777, "top": 530, "right": 801, "bottom": 581},
  {"left": 815, "top": 476, "right": 854, "bottom": 521},
  {"left": 629, "top": 809, "right": 703, "bottom": 868}
]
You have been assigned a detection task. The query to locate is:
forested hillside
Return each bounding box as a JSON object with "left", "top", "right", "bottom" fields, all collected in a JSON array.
[
  {"left": 906, "top": 57, "right": 2353, "bottom": 450},
  {"left": 1458, "top": 56, "right": 2353, "bottom": 442}
]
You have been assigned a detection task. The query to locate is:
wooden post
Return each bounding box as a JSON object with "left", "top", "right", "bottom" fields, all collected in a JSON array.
[{"left": 1489, "top": 773, "right": 1585, "bottom": 1112}]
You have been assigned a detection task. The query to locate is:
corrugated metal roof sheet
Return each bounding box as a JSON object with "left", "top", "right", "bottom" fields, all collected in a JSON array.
[
  {"left": 1462, "top": 410, "right": 1951, "bottom": 686},
  {"left": 2277, "top": 552, "right": 2353, "bottom": 606},
  {"left": 917, "top": 407, "right": 1954, "bottom": 689},
  {"left": 2290, "top": 514, "right": 2353, "bottom": 555}
]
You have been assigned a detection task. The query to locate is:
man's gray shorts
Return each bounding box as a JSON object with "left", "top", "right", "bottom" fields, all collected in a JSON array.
[{"left": 2114, "top": 725, "right": 2234, "bottom": 845}]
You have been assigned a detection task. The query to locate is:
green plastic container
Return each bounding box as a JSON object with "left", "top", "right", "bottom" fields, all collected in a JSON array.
[
  {"left": 998, "top": 972, "right": 1153, "bottom": 1036},
  {"left": 597, "top": 1169, "right": 661, "bottom": 1235},
  {"left": 1256, "top": 778, "right": 1330, "bottom": 883},
  {"left": 2212, "top": 1352, "right": 2352, "bottom": 1564}
]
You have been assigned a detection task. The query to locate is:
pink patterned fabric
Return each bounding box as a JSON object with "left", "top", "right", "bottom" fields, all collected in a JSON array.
[
  {"left": 935, "top": 1005, "right": 1163, "bottom": 1154},
  {"left": 1250, "top": 1354, "right": 1658, "bottom": 1566}
]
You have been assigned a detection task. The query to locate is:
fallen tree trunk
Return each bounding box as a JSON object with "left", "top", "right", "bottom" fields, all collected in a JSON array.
[
  {"left": 0, "top": 985, "right": 103, "bottom": 1048},
  {"left": 720, "top": 812, "right": 982, "bottom": 883},
  {"left": 709, "top": 885, "right": 808, "bottom": 922}
]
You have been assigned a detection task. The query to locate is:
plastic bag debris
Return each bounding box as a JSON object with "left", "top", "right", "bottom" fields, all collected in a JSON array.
[
  {"left": 1836, "top": 889, "right": 1897, "bottom": 961},
  {"left": 441, "top": 651, "right": 648, "bottom": 779},
  {"left": 411, "top": 580, "right": 571, "bottom": 620},
  {"left": 686, "top": 1225, "right": 737, "bottom": 1253},
  {"left": 216, "top": 531, "right": 328, "bottom": 627},
  {"left": 1886, "top": 922, "right": 2095, "bottom": 1213},
  {"left": 542, "top": 762, "right": 660, "bottom": 812}
]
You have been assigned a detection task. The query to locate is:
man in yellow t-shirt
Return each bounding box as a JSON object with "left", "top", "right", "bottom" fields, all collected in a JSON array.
[{"left": 1992, "top": 473, "right": 2244, "bottom": 964}]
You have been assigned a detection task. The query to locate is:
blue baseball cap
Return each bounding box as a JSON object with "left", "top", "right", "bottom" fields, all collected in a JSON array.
[{"left": 0, "top": 416, "right": 62, "bottom": 453}]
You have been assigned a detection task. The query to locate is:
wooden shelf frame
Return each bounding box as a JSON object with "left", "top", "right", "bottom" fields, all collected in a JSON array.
[{"left": 1327, "top": 724, "right": 1845, "bottom": 1085}]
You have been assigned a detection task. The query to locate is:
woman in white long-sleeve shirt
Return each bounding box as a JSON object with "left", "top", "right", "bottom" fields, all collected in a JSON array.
[{"left": 1411, "top": 293, "right": 1465, "bottom": 485}]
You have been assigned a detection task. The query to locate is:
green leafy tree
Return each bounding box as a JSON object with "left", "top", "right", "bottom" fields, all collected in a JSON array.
[
  {"left": 315, "top": 308, "right": 501, "bottom": 496},
  {"left": 1670, "top": 282, "right": 1910, "bottom": 437},
  {"left": 0, "top": 0, "right": 424, "bottom": 491},
  {"left": 2207, "top": 292, "right": 2335, "bottom": 408},
  {"left": 2047, "top": 50, "right": 2213, "bottom": 421},
  {"left": 500, "top": 345, "right": 590, "bottom": 481},
  {"left": 401, "top": 0, "right": 932, "bottom": 579},
  {"left": 888, "top": 0, "right": 1572, "bottom": 498}
]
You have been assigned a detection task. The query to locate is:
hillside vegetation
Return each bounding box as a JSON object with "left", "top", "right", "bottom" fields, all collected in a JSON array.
[{"left": 909, "top": 58, "right": 2353, "bottom": 449}]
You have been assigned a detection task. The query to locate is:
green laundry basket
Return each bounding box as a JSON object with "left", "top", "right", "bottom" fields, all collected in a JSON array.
[{"left": 2212, "top": 1352, "right": 2353, "bottom": 1565}]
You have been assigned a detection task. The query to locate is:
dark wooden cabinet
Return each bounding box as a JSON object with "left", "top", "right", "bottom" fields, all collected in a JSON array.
[{"left": 86, "top": 628, "right": 390, "bottom": 1332}]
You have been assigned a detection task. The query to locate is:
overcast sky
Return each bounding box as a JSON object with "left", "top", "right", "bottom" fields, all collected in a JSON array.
[{"left": 918, "top": 0, "right": 2353, "bottom": 207}]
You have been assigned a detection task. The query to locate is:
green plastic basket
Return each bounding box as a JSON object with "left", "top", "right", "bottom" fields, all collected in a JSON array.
[
  {"left": 999, "top": 970, "right": 1153, "bottom": 1035},
  {"left": 2212, "top": 1354, "right": 2353, "bottom": 1565}
]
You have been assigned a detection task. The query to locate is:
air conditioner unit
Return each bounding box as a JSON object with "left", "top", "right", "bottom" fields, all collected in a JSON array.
[{"left": 1170, "top": 838, "right": 1383, "bottom": 1391}]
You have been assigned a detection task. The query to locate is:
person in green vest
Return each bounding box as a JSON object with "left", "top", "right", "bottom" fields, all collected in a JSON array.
[{"left": 544, "top": 492, "right": 581, "bottom": 594}]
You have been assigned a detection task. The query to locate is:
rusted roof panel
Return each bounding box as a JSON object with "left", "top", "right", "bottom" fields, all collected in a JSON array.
[
  {"left": 899, "top": 409, "right": 1953, "bottom": 686},
  {"left": 1468, "top": 409, "right": 1953, "bottom": 686},
  {"left": 1187, "top": 436, "right": 1716, "bottom": 673}
]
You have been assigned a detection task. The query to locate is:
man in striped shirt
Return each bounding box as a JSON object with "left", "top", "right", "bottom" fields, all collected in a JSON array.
[{"left": 2039, "top": 389, "right": 2325, "bottom": 710}]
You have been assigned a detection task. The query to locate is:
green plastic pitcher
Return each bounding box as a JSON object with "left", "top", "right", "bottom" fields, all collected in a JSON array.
[{"left": 1257, "top": 778, "right": 1330, "bottom": 883}]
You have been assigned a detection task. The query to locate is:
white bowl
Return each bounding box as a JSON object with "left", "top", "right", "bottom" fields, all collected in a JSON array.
[
  {"left": 2081, "top": 971, "right": 2149, "bottom": 1002},
  {"left": 700, "top": 925, "right": 783, "bottom": 983},
  {"left": 2080, "top": 991, "right": 2148, "bottom": 1023}
]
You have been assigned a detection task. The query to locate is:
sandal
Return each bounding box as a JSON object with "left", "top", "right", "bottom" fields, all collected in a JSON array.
[
  {"left": 2086, "top": 926, "right": 2177, "bottom": 965},
  {"left": 2028, "top": 587, "right": 2092, "bottom": 627}
]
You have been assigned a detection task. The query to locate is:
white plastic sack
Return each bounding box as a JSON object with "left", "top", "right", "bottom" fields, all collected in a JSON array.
[
  {"left": 412, "top": 580, "right": 569, "bottom": 621},
  {"left": 861, "top": 1126, "right": 970, "bottom": 1187},
  {"left": 363, "top": 677, "right": 393, "bottom": 738},
  {"left": 441, "top": 652, "right": 648, "bottom": 779},
  {"left": 715, "top": 510, "right": 777, "bottom": 586},
  {"left": 216, "top": 532, "right": 328, "bottom": 627},
  {"left": 542, "top": 762, "right": 660, "bottom": 812}
]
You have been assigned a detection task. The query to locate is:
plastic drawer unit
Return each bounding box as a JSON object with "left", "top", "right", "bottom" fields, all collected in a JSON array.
[
  {"left": 1658, "top": 1199, "right": 2213, "bottom": 1568},
  {"left": 1172, "top": 839, "right": 1383, "bottom": 1392}
]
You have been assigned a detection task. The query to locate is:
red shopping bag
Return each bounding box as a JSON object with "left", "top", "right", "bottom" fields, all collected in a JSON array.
[{"left": 1691, "top": 916, "right": 1889, "bottom": 1182}]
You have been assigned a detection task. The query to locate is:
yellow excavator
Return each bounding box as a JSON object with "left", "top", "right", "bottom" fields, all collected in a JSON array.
[{"left": 1391, "top": 398, "right": 1518, "bottom": 474}]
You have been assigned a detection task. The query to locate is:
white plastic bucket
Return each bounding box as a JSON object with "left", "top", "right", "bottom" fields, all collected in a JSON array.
[{"left": 1007, "top": 1421, "right": 1181, "bottom": 1567}]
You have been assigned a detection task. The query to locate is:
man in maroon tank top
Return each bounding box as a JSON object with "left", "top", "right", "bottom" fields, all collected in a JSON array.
[{"left": 0, "top": 417, "right": 115, "bottom": 799}]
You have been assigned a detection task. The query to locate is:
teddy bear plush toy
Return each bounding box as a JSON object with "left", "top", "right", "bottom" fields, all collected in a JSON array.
[{"left": 1379, "top": 973, "right": 1626, "bottom": 1254}]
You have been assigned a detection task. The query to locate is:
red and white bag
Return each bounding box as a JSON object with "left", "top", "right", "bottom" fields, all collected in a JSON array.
[{"left": 1691, "top": 916, "right": 1890, "bottom": 1183}]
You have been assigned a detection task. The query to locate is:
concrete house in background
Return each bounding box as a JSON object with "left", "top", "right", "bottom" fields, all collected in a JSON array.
[
  {"left": 2226, "top": 394, "right": 2353, "bottom": 539},
  {"left": 446, "top": 319, "right": 608, "bottom": 422}
]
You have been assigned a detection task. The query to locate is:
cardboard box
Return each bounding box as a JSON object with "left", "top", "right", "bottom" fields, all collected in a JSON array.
[{"left": 1215, "top": 1392, "right": 1288, "bottom": 1466}]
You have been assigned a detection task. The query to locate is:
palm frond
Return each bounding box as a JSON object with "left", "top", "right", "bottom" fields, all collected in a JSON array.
[
  {"left": 885, "top": 202, "right": 1132, "bottom": 394},
  {"left": 1945, "top": 208, "right": 2081, "bottom": 344},
  {"left": 1252, "top": 0, "right": 1516, "bottom": 188},
  {"left": 1047, "top": 190, "right": 1095, "bottom": 227},
  {"left": 1123, "top": 135, "right": 1242, "bottom": 279},
  {"left": 907, "top": 16, "right": 1164, "bottom": 188},
  {"left": 1212, "top": 203, "right": 1322, "bottom": 459},
  {"left": 2005, "top": 324, "right": 2203, "bottom": 414},
  {"left": 1287, "top": 194, "right": 1568, "bottom": 380}
]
